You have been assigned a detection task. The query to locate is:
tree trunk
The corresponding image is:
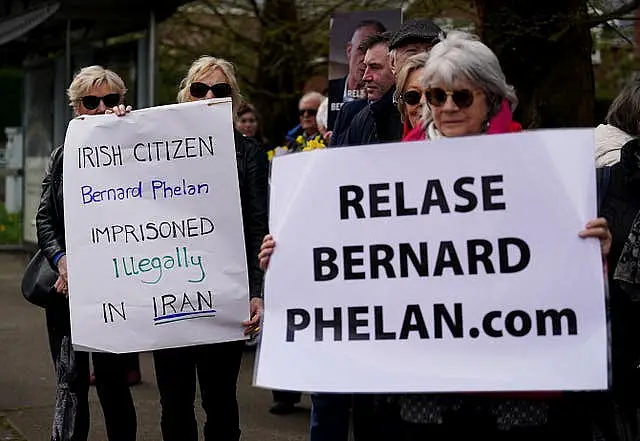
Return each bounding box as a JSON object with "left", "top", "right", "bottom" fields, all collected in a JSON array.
[
  {"left": 475, "top": 0, "right": 595, "bottom": 128},
  {"left": 253, "top": 0, "right": 305, "bottom": 145}
]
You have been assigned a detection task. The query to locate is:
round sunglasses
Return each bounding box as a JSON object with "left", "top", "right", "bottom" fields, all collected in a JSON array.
[
  {"left": 189, "top": 82, "right": 232, "bottom": 99},
  {"left": 81, "top": 93, "right": 121, "bottom": 110},
  {"left": 425, "top": 87, "right": 480, "bottom": 109}
]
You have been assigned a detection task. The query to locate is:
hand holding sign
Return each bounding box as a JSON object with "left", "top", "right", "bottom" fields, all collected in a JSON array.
[{"left": 257, "top": 129, "right": 608, "bottom": 394}]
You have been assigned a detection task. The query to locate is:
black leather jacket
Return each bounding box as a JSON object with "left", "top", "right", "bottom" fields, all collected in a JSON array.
[{"left": 36, "top": 130, "right": 269, "bottom": 298}]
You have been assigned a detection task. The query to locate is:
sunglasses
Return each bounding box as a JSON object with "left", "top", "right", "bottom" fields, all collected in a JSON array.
[
  {"left": 189, "top": 82, "right": 232, "bottom": 99},
  {"left": 81, "top": 94, "right": 121, "bottom": 110},
  {"left": 425, "top": 87, "right": 480, "bottom": 109},
  {"left": 401, "top": 90, "right": 423, "bottom": 106},
  {"left": 299, "top": 108, "right": 317, "bottom": 117}
]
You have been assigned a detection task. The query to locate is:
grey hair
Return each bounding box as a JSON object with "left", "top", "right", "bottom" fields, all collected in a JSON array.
[
  {"left": 299, "top": 91, "right": 324, "bottom": 107},
  {"left": 420, "top": 31, "right": 517, "bottom": 125},
  {"left": 317, "top": 97, "right": 329, "bottom": 130},
  {"left": 605, "top": 74, "right": 640, "bottom": 136}
]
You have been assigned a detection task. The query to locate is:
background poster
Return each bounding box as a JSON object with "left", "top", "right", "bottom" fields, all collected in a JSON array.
[{"left": 327, "top": 9, "right": 402, "bottom": 130}]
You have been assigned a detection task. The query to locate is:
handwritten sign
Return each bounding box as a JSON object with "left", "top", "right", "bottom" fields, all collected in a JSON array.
[
  {"left": 255, "top": 129, "right": 608, "bottom": 393},
  {"left": 63, "top": 99, "right": 249, "bottom": 353}
]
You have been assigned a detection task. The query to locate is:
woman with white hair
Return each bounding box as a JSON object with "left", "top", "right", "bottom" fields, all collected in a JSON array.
[
  {"left": 399, "top": 30, "right": 610, "bottom": 441},
  {"left": 257, "top": 32, "right": 612, "bottom": 441},
  {"left": 152, "top": 55, "right": 268, "bottom": 441},
  {"left": 36, "top": 65, "right": 136, "bottom": 441}
]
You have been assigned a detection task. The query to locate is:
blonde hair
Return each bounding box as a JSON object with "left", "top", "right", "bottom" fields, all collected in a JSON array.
[
  {"left": 177, "top": 55, "right": 242, "bottom": 108},
  {"left": 67, "top": 65, "right": 126, "bottom": 108},
  {"left": 394, "top": 52, "right": 428, "bottom": 123}
]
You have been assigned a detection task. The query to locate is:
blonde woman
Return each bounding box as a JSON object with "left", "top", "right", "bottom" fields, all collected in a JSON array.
[
  {"left": 394, "top": 52, "right": 428, "bottom": 138},
  {"left": 153, "top": 55, "right": 269, "bottom": 441},
  {"left": 36, "top": 65, "right": 136, "bottom": 441}
]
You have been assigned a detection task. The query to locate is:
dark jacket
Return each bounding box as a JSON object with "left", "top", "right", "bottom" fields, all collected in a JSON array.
[
  {"left": 329, "top": 98, "right": 368, "bottom": 147},
  {"left": 36, "top": 130, "right": 269, "bottom": 299},
  {"left": 600, "top": 139, "right": 640, "bottom": 397},
  {"left": 327, "top": 76, "right": 346, "bottom": 131},
  {"left": 340, "top": 86, "right": 402, "bottom": 147}
]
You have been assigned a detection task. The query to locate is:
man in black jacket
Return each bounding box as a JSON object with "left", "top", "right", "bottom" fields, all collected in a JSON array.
[
  {"left": 328, "top": 19, "right": 387, "bottom": 131},
  {"left": 340, "top": 33, "right": 401, "bottom": 146}
]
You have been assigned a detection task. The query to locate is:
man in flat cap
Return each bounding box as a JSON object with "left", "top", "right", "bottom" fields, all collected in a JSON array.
[
  {"left": 389, "top": 18, "right": 443, "bottom": 76},
  {"left": 330, "top": 19, "right": 443, "bottom": 147}
]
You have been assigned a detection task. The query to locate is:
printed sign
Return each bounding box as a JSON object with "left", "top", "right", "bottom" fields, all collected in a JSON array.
[
  {"left": 256, "top": 129, "right": 607, "bottom": 393},
  {"left": 63, "top": 99, "right": 249, "bottom": 353}
]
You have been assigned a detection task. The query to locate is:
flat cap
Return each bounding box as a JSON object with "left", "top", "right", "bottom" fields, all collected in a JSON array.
[{"left": 389, "top": 19, "right": 443, "bottom": 50}]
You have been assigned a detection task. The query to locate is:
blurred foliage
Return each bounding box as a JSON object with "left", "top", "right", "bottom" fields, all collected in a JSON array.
[
  {"left": 156, "top": 0, "right": 639, "bottom": 133},
  {"left": 0, "top": 203, "right": 22, "bottom": 244}
]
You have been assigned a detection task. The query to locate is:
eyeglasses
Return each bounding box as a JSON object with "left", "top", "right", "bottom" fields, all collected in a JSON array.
[
  {"left": 401, "top": 90, "right": 423, "bottom": 106},
  {"left": 81, "top": 94, "right": 121, "bottom": 110},
  {"left": 424, "top": 87, "right": 480, "bottom": 109},
  {"left": 189, "top": 82, "right": 232, "bottom": 99},
  {"left": 299, "top": 108, "right": 317, "bottom": 117}
]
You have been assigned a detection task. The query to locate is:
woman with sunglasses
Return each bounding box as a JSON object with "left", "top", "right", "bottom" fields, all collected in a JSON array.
[
  {"left": 394, "top": 52, "right": 428, "bottom": 139},
  {"left": 258, "top": 31, "right": 612, "bottom": 441},
  {"left": 397, "top": 31, "right": 610, "bottom": 441},
  {"left": 153, "top": 55, "right": 268, "bottom": 441},
  {"left": 36, "top": 65, "right": 136, "bottom": 441}
]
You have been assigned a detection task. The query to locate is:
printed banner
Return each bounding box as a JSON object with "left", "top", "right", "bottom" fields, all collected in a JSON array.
[
  {"left": 63, "top": 99, "right": 249, "bottom": 353},
  {"left": 256, "top": 129, "right": 607, "bottom": 393}
]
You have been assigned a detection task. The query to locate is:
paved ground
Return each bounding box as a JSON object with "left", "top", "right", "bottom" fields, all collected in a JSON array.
[{"left": 0, "top": 252, "right": 310, "bottom": 441}]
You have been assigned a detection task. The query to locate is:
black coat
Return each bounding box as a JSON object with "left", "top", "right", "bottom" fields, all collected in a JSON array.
[
  {"left": 327, "top": 76, "right": 346, "bottom": 132},
  {"left": 36, "top": 130, "right": 269, "bottom": 298},
  {"left": 329, "top": 98, "right": 368, "bottom": 147},
  {"left": 340, "top": 87, "right": 402, "bottom": 147}
]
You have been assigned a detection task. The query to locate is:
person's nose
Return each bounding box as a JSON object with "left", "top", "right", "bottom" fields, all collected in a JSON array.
[
  {"left": 206, "top": 89, "right": 215, "bottom": 99},
  {"left": 442, "top": 95, "right": 458, "bottom": 112},
  {"left": 96, "top": 100, "right": 107, "bottom": 113},
  {"left": 362, "top": 67, "right": 372, "bottom": 83}
]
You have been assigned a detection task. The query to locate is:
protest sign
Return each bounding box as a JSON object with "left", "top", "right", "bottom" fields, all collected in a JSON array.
[
  {"left": 327, "top": 9, "right": 401, "bottom": 130},
  {"left": 255, "top": 129, "right": 607, "bottom": 393},
  {"left": 63, "top": 99, "right": 249, "bottom": 353}
]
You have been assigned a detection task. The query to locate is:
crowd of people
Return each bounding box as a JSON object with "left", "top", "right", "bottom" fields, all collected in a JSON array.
[{"left": 31, "top": 10, "right": 640, "bottom": 441}]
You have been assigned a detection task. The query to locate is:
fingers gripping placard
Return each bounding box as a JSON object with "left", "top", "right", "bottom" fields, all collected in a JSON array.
[{"left": 63, "top": 99, "right": 250, "bottom": 353}]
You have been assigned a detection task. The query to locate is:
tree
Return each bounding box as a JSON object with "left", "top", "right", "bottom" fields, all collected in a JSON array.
[
  {"left": 158, "top": 0, "right": 401, "bottom": 144},
  {"left": 474, "top": 0, "right": 640, "bottom": 128}
]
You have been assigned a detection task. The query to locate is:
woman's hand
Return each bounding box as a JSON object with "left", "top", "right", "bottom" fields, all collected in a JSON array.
[
  {"left": 54, "top": 275, "right": 68, "bottom": 297},
  {"left": 259, "top": 234, "right": 276, "bottom": 271},
  {"left": 242, "top": 297, "right": 264, "bottom": 335},
  {"left": 105, "top": 104, "right": 132, "bottom": 116},
  {"left": 57, "top": 255, "right": 68, "bottom": 283},
  {"left": 579, "top": 217, "right": 612, "bottom": 259},
  {"left": 55, "top": 255, "right": 68, "bottom": 297}
]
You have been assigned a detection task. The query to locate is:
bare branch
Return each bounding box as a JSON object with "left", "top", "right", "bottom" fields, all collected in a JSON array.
[
  {"left": 245, "top": 0, "right": 265, "bottom": 25},
  {"left": 587, "top": 0, "right": 640, "bottom": 27},
  {"left": 199, "top": 2, "right": 261, "bottom": 48}
]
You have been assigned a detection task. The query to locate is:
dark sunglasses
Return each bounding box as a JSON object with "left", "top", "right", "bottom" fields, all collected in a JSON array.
[
  {"left": 189, "top": 82, "right": 232, "bottom": 99},
  {"left": 401, "top": 90, "right": 423, "bottom": 106},
  {"left": 425, "top": 87, "right": 479, "bottom": 109},
  {"left": 299, "top": 108, "right": 317, "bottom": 117},
  {"left": 81, "top": 94, "right": 121, "bottom": 110}
]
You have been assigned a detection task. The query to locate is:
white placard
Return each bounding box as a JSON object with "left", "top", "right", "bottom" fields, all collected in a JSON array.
[
  {"left": 63, "top": 99, "right": 249, "bottom": 353},
  {"left": 256, "top": 129, "right": 607, "bottom": 393}
]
